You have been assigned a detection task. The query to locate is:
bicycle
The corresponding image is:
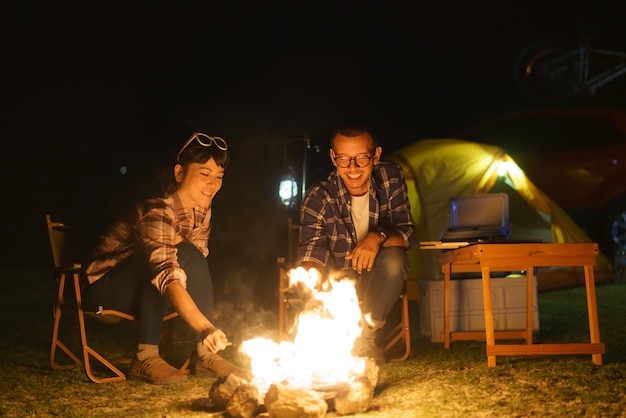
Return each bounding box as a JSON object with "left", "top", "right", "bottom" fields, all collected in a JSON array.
[{"left": 514, "top": 37, "right": 626, "bottom": 101}]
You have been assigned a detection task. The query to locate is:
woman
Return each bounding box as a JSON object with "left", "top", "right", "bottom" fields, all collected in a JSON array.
[{"left": 83, "top": 132, "right": 249, "bottom": 385}]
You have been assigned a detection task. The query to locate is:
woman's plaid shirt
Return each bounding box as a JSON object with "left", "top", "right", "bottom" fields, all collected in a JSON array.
[{"left": 85, "top": 191, "right": 211, "bottom": 294}]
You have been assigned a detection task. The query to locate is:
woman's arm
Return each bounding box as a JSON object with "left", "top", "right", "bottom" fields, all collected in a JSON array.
[{"left": 164, "top": 281, "right": 228, "bottom": 352}]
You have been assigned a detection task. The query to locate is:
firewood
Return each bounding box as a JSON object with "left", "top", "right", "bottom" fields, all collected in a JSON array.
[
  {"left": 208, "top": 374, "right": 246, "bottom": 410},
  {"left": 263, "top": 383, "right": 328, "bottom": 418},
  {"left": 363, "top": 357, "right": 380, "bottom": 388},
  {"left": 226, "top": 382, "right": 261, "bottom": 418},
  {"left": 328, "top": 359, "right": 378, "bottom": 415},
  {"left": 333, "top": 376, "right": 375, "bottom": 415}
]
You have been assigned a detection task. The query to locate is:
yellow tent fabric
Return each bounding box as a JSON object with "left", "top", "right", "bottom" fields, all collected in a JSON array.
[{"left": 388, "top": 138, "right": 611, "bottom": 299}]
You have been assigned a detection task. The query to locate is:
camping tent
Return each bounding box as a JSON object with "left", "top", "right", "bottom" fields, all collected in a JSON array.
[{"left": 388, "top": 138, "right": 612, "bottom": 300}]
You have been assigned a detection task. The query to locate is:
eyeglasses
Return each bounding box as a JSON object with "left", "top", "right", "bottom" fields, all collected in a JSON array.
[
  {"left": 333, "top": 153, "right": 374, "bottom": 168},
  {"left": 177, "top": 132, "right": 228, "bottom": 162}
]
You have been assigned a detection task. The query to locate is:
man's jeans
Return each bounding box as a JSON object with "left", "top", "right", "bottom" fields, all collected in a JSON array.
[{"left": 345, "top": 246, "right": 410, "bottom": 329}]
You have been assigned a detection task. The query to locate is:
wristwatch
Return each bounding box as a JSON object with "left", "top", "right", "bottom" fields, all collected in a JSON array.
[{"left": 377, "top": 230, "right": 388, "bottom": 244}]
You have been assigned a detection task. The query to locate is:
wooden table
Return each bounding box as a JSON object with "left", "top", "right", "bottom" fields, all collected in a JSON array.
[{"left": 440, "top": 243, "right": 605, "bottom": 367}]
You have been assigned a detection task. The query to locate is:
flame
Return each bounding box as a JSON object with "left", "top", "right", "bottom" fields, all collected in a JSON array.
[{"left": 241, "top": 267, "right": 366, "bottom": 396}]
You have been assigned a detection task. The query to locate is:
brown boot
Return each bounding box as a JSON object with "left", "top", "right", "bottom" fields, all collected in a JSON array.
[
  {"left": 127, "top": 355, "right": 186, "bottom": 385},
  {"left": 191, "top": 352, "right": 251, "bottom": 381},
  {"left": 352, "top": 327, "right": 386, "bottom": 364}
]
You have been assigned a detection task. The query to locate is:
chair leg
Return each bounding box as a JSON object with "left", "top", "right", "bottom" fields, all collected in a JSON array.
[
  {"left": 50, "top": 272, "right": 83, "bottom": 370},
  {"left": 278, "top": 261, "right": 287, "bottom": 340},
  {"left": 383, "top": 291, "right": 411, "bottom": 363},
  {"left": 72, "top": 272, "right": 126, "bottom": 383},
  {"left": 279, "top": 294, "right": 287, "bottom": 340},
  {"left": 52, "top": 268, "right": 192, "bottom": 382},
  {"left": 179, "top": 356, "right": 191, "bottom": 375}
]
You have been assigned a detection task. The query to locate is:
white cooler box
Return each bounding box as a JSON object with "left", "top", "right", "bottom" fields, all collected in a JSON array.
[{"left": 418, "top": 276, "right": 540, "bottom": 343}]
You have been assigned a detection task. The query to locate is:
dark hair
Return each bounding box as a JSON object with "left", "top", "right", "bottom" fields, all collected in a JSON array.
[
  {"left": 177, "top": 141, "right": 230, "bottom": 169},
  {"left": 158, "top": 134, "right": 231, "bottom": 196},
  {"left": 330, "top": 126, "right": 379, "bottom": 149}
]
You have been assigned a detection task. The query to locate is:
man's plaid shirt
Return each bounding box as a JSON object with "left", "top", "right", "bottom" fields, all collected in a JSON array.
[{"left": 297, "top": 161, "right": 416, "bottom": 270}]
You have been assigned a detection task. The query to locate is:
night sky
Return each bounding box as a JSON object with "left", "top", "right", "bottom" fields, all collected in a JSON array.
[{"left": 3, "top": 1, "right": 623, "bottom": 289}]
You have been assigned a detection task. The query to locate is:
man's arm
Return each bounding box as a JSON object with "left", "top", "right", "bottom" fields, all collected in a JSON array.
[
  {"left": 378, "top": 163, "right": 417, "bottom": 249},
  {"left": 297, "top": 184, "right": 333, "bottom": 268}
]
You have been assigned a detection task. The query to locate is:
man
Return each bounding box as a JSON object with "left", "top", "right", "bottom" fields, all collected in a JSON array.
[{"left": 296, "top": 126, "right": 416, "bottom": 363}]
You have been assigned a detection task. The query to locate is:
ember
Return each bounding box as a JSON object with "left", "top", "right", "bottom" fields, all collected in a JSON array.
[{"left": 208, "top": 267, "right": 379, "bottom": 416}]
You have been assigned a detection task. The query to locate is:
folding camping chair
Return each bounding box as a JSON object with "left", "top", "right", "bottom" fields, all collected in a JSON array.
[
  {"left": 277, "top": 218, "right": 411, "bottom": 362},
  {"left": 277, "top": 218, "right": 304, "bottom": 341},
  {"left": 47, "top": 214, "right": 190, "bottom": 383}
]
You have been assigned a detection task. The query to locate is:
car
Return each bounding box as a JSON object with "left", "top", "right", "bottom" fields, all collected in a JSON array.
[{"left": 457, "top": 107, "right": 626, "bottom": 258}]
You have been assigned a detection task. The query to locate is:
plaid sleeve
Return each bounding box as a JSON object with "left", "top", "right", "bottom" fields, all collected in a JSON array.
[
  {"left": 137, "top": 204, "right": 188, "bottom": 294},
  {"left": 298, "top": 188, "right": 331, "bottom": 266},
  {"left": 378, "top": 163, "right": 417, "bottom": 249},
  {"left": 388, "top": 163, "right": 417, "bottom": 249}
]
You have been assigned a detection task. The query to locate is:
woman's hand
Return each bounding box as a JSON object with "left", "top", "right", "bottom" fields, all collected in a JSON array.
[
  {"left": 201, "top": 327, "right": 231, "bottom": 353},
  {"left": 165, "top": 282, "right": 232, "bottom": 352}
]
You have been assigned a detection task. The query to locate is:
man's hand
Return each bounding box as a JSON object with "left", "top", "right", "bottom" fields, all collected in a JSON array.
[{"left": 345, "top": 232, "right": 383, "bottom": 273}]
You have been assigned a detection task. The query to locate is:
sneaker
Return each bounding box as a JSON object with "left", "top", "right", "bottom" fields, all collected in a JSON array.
[
  {"left": 191, "top": 352, "right": 251, "bottom": 381},
  {"left": 352, "top": 327, "right": 386, "bottom": 364},
  {"left": 127, "top": 355, "right": 186, "bottom": 385}
]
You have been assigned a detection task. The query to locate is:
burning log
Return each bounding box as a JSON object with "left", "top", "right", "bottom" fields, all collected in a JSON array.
[
  {"left": 332, "top": 376, "right": 374, "bottom": 415},
  {"left": 227, "top": 382, "right": 260, "bottom": 418},
  {"left": 228, "top": 269, "right": 382, "bottom": 416},
  {"left": 263, "top": 383, "right": 328, "bottom": 418},
  {"left": 209, "top": 374, "right": 246, "bottom": 410},
  {"left": 208, "top": 358, "right": 380, "bottom": 417},
  {"left": 361, "top": 357, "right": 380, "bottom": 388},
  {"left": 209, "top": 374, "right": 261, "bottom": 417},
  {"left": 328, "top": 357, "right": 379, "bottom": 416}
]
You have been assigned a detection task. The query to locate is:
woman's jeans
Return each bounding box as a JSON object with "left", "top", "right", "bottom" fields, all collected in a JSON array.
[{"left": 82, "top": 242, "right": 214, "bottom": 345}]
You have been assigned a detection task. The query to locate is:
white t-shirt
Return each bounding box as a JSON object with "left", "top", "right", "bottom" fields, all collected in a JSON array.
[{"left": 351, "top": 194, "right": 370, "bottom": 243}]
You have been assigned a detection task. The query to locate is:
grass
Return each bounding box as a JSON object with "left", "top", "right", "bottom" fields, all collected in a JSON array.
[{"left": 1, "top": 268, "right": 625, "bottom": 417}]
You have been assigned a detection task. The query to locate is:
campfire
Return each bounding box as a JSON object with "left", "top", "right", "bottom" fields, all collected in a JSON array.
[{"left": 209, "top": 267, "right": 379, "bottom": 417}]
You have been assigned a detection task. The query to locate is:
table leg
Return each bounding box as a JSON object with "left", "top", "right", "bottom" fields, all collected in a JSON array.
[
  {"left": 481, "top": 266, "right": 496, "bottom": 367},
  {"left": 583, "top": 265, "right": 603, "bottom": 365},
  {"left": 526, "top": 266, "right": 534, "bottom": 345},
  {"left": 443, "top": 262, "right": 451, "bottom": 349}
]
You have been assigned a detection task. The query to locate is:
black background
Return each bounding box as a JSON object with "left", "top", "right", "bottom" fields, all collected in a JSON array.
[{"left": 2, "top": 1, "right": 624, "bottom": 306}]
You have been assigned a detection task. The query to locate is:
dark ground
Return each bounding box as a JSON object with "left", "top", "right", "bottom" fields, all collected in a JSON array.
[{"left": 1, "top": 265, "right": 626, "bottom": 417}]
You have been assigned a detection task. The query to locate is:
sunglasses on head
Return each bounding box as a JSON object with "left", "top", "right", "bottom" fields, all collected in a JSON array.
[{"left": 177, "top": 132, "right": 228, "bottom": 162}]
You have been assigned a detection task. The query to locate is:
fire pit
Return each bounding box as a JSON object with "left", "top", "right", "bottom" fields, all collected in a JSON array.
[
  {"left": 208, "top": 268, "right": 380, "bottom": 417},
  {"left": 209, "top": 358, "right": 378, "bottom": 417}
]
